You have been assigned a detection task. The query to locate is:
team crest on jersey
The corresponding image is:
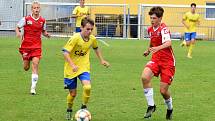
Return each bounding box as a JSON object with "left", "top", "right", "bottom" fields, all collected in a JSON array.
[
  {"left": 27, "top": 20, "right": 32, "bottom": 25},
  {"left": 163, "top": 28, "right": 169, "bottom": 34}
]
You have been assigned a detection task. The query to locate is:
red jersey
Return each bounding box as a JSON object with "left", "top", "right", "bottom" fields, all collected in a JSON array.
[
  {"left": 18, "top": 15, "right": 46, "bottom": 49},
  {"left": 147, "top": 23, "right": 175, "bottom": 66}
]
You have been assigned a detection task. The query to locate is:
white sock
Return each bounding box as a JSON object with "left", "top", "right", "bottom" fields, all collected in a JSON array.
[
  {"left": 144, "top": 88, "right": 154, "bottom": 106},
  {"left": 165, "top": 97, "right": 173, "bottom": 110},
  {"left": 31, "top": 74, "right": 38, "bottom": 88}
]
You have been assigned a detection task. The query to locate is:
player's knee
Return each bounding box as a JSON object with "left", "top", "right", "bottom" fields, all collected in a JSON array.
[
  {"left": 32, "top": 61, "right": 39, "bottom": 67},
  {"left": 160, "top": 88, "right": 168, "bottom": 95},
  {"left": 23, "top": 65, "right": 30, "bottom": 71},
  {"left": 83, "top": 85, "right": 91, "bottom": 91},
  {"left": 69, "top": 92, "right": 77, "bottom": 97},
  {"left": 186, "top": 43, "right": 190, "bottom": 46},
  {"left": 141, "top": 76, "right": 150, "bottom": 84},
  {"left": 191, "top": 40, "right": 195, "bottom": 44}
]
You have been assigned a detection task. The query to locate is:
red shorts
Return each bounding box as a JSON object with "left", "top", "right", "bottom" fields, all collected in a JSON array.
[
  {"left": 145, "top": 61, "right": 175, "bottom": 85},
  {"left": 19, "top": 48, "right": 42, "bottom": 61}
]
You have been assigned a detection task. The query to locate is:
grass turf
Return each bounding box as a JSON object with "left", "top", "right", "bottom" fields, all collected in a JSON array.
[{"left": 0, "top": 37, "right": 215, "bottom": 121}]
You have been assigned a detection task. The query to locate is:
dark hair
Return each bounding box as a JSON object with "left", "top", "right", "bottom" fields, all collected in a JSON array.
[
  {"left": 148, "top": 6, "right": 164, "bottom": 18},
  {"left": 81, "top": 17, "right": 94, "bottom": 27},
  {"left": 191, "top": 3, "right": 196, "bottom": 7}
]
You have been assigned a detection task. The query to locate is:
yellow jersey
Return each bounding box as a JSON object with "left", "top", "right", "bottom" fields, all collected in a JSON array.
[
  {"left": 183, "top": 11, "right": 200, "bottom": 32},
  {"left": 63, "top": 33, "right": 98, "bottom": 79},
  {"left": 72, "top": 6, "right": 89, "bottom": 27}
]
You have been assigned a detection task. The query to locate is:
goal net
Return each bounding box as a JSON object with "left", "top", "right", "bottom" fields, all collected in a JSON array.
[
  {"left": 24, "top": 2, "right": 128, "bottom": 38},
  {"left": 139, "top": 4, "right": 215, "bottom": 40}
]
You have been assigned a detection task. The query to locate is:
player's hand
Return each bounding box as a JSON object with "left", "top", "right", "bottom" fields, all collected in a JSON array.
[
  {"left": 79, "top": 13, "right": 84, "bottom": 17},
  {"left": 149, "top": 47, "right": 159, "bottom": 54},
  {"left": 101, "top": 60, "right": 110, "bottom": 68},
  {"left": 71, "top": 64, "right": 78, "bottom": 72},
  {"left": 85, "top": 15, "right": 90, "bottom": 19},
  {"left": 44, "top": 32, "right": 51, "bottom": 38},
  {"left": 16, "top": 32, "right": 22, "bottom": 39},
  {"left": 143, "top": 50, "right": 150, "bottom": 57},
  {"left": 46, "top": 33, "right": 51, "bottom": 38},
  {"left": 185, "top": 24, "right": 190, "bottom": 29}
]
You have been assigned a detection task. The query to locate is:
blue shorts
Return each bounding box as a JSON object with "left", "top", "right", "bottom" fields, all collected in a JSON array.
[
  {"left": 64, "top": 72, "right": 90, "bottom": 89},
  {"left": 76, "top": 27, "right": 81, "bottom": 32},
  {"left": 184, "top": 32, "right": 196, "bottom": 41}
]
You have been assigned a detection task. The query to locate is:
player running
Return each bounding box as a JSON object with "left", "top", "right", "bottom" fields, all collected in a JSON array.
[
  {"left": 181, "top": 3, "right": 200, "bottom": 58},
  {"left": 62, "top": 17, "right": 110, "bottom": 120},
  {"left": 141, "top": 6, "right": 175, "bottom": 120},
  {"left": 15, "top": 1, "right": 50, "bottom": 95}
]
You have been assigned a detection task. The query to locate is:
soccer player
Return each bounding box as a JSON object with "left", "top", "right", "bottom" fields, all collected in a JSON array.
[
  {"left": 15, "top": 1, "right": 50, "bottom": 95},
  {"left": 141, "top": 6, "right": 175, "bottom": 120},
  {"left": 62, "top": 17, "right": 110, "bottom": 120},
  {"left": 181, "top": 3, "right": 200, "bottom": 58},
  {"left": 71, "top": 0, "right": 90, "bottom": 32}
]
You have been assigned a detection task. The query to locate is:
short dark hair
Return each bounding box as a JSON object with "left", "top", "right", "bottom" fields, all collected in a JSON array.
[
  {"left": 191, "top": 3, "right": 196, "bottom": 7},
  {"left": 81, "top": 17, "right": 94, "bottom": 27},
  {"left": 148, "top": 6, "right": 164, "bottom": 18}
]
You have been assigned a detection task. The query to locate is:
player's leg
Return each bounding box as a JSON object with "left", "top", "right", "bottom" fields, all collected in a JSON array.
[
  {"left": 160, "top": 82, "right": 173, "bottom": 120},
  {"left": 160, "top": 67, "right": 175, "bottom": 120},
  {"left": 180, "top": 33, "right": 189, "bottom": 47},
  {"left": 183, "top": 33, "right": 193, "bottom": 58},
  {"left": 186, "top": 42, "right": 192, "bottom": 58},
  {"left": 19, "top": 48, "right": 30, "bottom": 71},
  {"left": 184, "top": 33, "right": 191, "bottom": 47},
  {"left": 64, "top": 78, "right": 78, "bottom": 120},
  {"left": 79, "top": 72, "right": 91, "bottom": 109},
  {"left": 23, "top": 60, "right": 30, "bottom": 71},
  {"left": 30, "top": 57, "right": 40, "bottom": 94},
  {"left": 141, "top": 67, "right": 156, "bottom": 118},
  {"left": 29, "top": 49, "right": 42, "bottom": 94},
  {"left": 187, "top": 32, "right": 196, "bottom": 58},
  {"left": 66, "top": 89, "right": 76, "bottom": 120},
  {"left": 67, "top": 89, "right": 76, "bottom": 110},
  {"left": 180, "top": 33, "right": 186, "bottom": 47},
  {"left": 180, "top": 40, "right": 186, "bottom": 47}
]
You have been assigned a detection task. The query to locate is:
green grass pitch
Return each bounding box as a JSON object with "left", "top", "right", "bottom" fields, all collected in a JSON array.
[{"left": 0, "top": 36, "right": 215, "bottom": 121}]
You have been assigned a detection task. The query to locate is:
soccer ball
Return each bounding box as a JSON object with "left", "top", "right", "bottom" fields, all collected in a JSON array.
[{"left": 75, "top": 109, "right": 91, "bottom": 121}]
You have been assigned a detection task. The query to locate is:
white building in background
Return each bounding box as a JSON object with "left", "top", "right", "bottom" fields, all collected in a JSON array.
[
  {"left": 0, "top": 0, "right": 77, "bottom": 30},
  {"left": 0, "top": 0, "right": 23, "bottom": 30}
]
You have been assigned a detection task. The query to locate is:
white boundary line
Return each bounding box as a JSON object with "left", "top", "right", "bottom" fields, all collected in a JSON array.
[
  {"left": 97, "top": 39, "right": 110, "bottom": 47},
  {"left": 50, "top": 34, "right": 110, "bottom": 46}
]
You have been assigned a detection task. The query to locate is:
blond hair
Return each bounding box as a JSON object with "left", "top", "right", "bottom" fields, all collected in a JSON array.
[{"left": 31, "top": 1, "right": 40, "bottom": 8}]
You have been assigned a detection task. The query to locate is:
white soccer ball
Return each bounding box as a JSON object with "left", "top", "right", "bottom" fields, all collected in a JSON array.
[{"left": 75, "top": 109, "right": 91, "bottom": 121}]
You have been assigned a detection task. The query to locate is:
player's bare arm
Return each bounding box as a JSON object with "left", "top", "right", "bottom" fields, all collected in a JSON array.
[
  {"left": 42, "top": 30, "right": 50, "bottom": 38},
  {"left": 93, "top": 48, "right": 110, "bottom": 68},
  {"left": 15, "top": 26, "right": 22, "bottom": 39},
  {"left": 197, "top": 19, "right": 200, "bottom": 26},
  {"left": 143, "top": 49, "right": 150, "bottom": 57},
  {"left": 71, "top": 14, "right": 78, "bottom": 18},
  {"left": 63, "top": 51, "right": 79, "bottom": 72},
  {"left": 149, "top": 41, "right": 171, "bottom": 54},
  {"left": 143, "top": 43, "right": 152, "bottom": 57},
  {"left": 82, "top": 13, "right": 90, "bottom": 18},
  {"left": 71, "top": 13, "right": 86, "bottom": 18}
]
